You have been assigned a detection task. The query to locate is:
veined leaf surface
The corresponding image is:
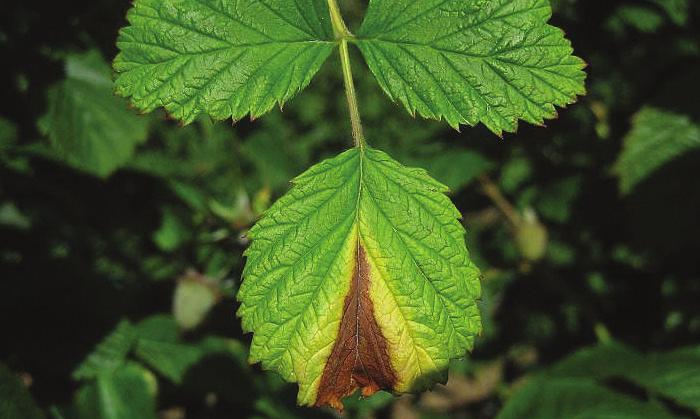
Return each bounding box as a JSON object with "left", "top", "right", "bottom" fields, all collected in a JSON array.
[
  {"left": 238, "top": 147, "right": 481, "bottom": 408},
  {"left": 356, "top": 0, "right": 587, "bottom": 134},
  {"left": 114, "top": 0, "right": 335, "bottom": 123}
]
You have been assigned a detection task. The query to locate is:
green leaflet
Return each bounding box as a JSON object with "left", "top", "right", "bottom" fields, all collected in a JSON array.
[
  {"left": 497, "top": 377, "right": 675, "bottom": 419},
  {"left": 40, "top": 50, "right": 150, "bottom": 178},
  {"left": 356, "top": 0, "right": 586, "bottom": 134},
  {"left": 75, "top": 363, "right": 158, "bottom": 419},
  {"left": 114, "top": 0, "right": 335, "bottom": 123},
  {"left": 499, "top": 342, "right": 700, "bottom": 417},
  {"left": 72, "top": 320, "right": 138, "bottom": 380},
  {"left": 615, "top": 107, "right": 700, "bottom": 194},
  {"left": 238, "top": 146, "right": 481, "bottom": 406}
]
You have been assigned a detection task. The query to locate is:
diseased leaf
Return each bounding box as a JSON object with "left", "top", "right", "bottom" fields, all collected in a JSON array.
[
  {"left": 238, "top": 146, "right": 481, "bottom": 409},
  {"left": 39, "top": 50, "right": 150, "bottom": 178},
  {"left": 615, "top": 107, "right": 700, "bottom": 194},
  {"left": 356, "top": 0, "right": 586, "bottom": 134},
  {"left": 114, "top": 0, "right": 336, "bottom": 123}
]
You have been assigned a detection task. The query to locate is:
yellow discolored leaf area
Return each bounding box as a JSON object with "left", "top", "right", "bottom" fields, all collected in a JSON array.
[{"left": 237, "top": 147, "right": 481, "bottom": 409}]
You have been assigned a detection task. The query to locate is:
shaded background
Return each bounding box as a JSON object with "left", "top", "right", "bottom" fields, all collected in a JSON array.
[{"left": 1, "top": 0, "right": 699, "bottom": 418}]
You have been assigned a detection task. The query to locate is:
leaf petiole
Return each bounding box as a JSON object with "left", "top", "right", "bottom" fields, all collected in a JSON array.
[{"left": 327, "top": 0, "right": 365, "bottom": 148}]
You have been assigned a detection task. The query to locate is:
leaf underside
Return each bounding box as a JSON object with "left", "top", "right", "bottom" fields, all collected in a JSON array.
[
  {"left": 114, "top": 0, "right": 335, "bottom": 123},
  {"left": 357, "top": 0, "right": 587, "bottom": 135},
  {"left": 237, "top": 147, "right": 481, "bottom": 408}
]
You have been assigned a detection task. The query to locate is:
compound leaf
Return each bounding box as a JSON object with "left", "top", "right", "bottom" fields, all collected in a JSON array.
[
  {"left": 238, "top": 146, "right": 481, "bottom": 409},
  {"left": 356, "top": 0, "right": 586, "bottom": 134},
  {"left": 114, "top": 0, "right": 336, "bottom": 123},
  {"left": 615, "top": 107, "right": 700, "bottom": 194}
]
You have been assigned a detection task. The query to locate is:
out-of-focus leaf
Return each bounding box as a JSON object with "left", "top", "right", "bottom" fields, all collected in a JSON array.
[
  {"left": 651, "top": 0, "right": 690, "bottom": 25},
  {"left": 152, "top": 208, "right": 190, "bottom": 252},
  {"left": 135, "top": 315, "right": 179, "bottom": 343},
  {"left": 134, "top": 339, "right": 202, "bottom": 385},
  {"left": 73, "top": 320, "right": 137, "bottom": 380},
  {"left": 0, "top": 201, "right": 31, "bottom": 230},
  {"left": 242, "top": 133, "right": 298, "bottom": 190},
  {"left": 500, "top": 157, "right": 532, "bottom": 193},
  {"left": 0, "top": 363, "right": 45, "bottom": 419},
  {"left": 129, "top": 119, "right": 244, "bottom": 217},
  {"left": 536, "top": 176, "right": 582, "bottom": 223},
  {"left": 498, "top": 376, "right": 674, "bottom": 419},
  {"left": 420, "top": 150, "right": 494, "bottom": 192},
  {"left": 625, "top": 346, "right": 700, "bottom": 410},
  {"left": 74, "top": 363, "right": 157, "bottom": 419},
  {"left": 38, "top": 50, "right": 149, "bottom": 178},
  {"left": 615, "top": 107, "right": 700, "bottom": 194},
  {"left": 0, "top": 117, "right": 17, "bottom": 150},
  {"left": 524, "top": 342, "right": 700, "bottom": 413},
  {"left": 608, "top": 6, "right": 665, "bottom": 33},
  {"left": 133, "top": 314, "right": 242, "bottom": 384}
]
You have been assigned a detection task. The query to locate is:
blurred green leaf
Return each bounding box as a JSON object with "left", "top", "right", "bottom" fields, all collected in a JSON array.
[
  {"left": 651, "top": 0, "right": 690, "bottom": 25},
  {"left": 75, "top": 363, "right": 157, "bottom": 419},
  {"left": 498, "top": 376, "right": 674, "bottom": 419},
  {"left": 152, "top": 208, "right": 190, "bottom": 252},
  {"left": 608, "top": 6, "right": 665, "bottom": 34},
  {"left": 133, "top": 315, "right": 243, "bottom": 384},
  {"left": 0, "top": 201, "right": 31, "bottom": 230},
  {"left": 0, "top": 363, "right": 45, "bottom": 419},
  {"left": 0, "top": 117, "right": 18, "bottom": 151},
  {"left": 503, "top": 342, "right": 700, "bottom": 416},
  {"left": 500, "top": 157, "right": 533, "bottom": 194},
  {"left": 615, "top": 107, "right": 700, "bottom": 194},
  {"left": 420, "top": 150, "right": 494, "bottom": 192},
  {"left": 38, "top": 50, "right": 149, "bottom": 178},
  {"left": 625, "top": 346, "right": 700, "bottom": 410},
  {"left": 73, "top": 320, "right": 137, "bottom": 380},
  {"left": 536, "top": 176, "right": 582, "bottom": 223}
]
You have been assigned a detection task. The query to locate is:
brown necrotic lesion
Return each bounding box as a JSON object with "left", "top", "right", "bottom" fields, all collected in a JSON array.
[{"left": 315, "top": 245, "right": 397, "bottom": 410}]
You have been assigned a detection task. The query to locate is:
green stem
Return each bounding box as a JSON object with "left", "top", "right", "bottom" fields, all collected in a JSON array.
[{"left": 327, "top": 0, "right": 365, "bottom": 148}]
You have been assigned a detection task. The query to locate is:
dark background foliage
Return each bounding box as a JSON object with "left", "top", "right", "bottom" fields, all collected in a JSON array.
[{"left": 1, "top": 0, "right": 699, "bottom": 418}]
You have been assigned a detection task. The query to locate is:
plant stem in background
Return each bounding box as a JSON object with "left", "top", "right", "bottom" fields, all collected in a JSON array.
[{"left": 478, "top": 174, "right": 521, "bottom": 228}]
